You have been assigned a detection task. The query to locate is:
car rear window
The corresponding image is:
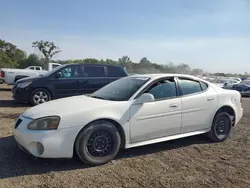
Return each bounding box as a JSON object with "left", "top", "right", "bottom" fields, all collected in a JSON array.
[{"left": 107, "top": 66, "right": 126, "bottom": 77}]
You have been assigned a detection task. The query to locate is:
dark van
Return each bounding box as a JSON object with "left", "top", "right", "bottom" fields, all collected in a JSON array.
[{"left": 12, "top": 63, "right": 129, "bottom": 105}]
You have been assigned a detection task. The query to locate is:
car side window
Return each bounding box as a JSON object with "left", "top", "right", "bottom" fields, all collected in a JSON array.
[
  {"left": 145, "top": 78, "right": 177, "bottom": 100},
  {"left": 35, "top": 67, "right": 40, "bottom": 70},
  {"left": 81, "top": 66, "right": 105, "bottom": 77},
  {"left": 57, "top": 66, "right": 81, "bottom": 78},
  {"left": 200, "top": 81, "right": 208, "bottom": 91},
  {"left": 107, "top": 66, "right": 126, "bottom": 77},
  {"left": 178, "top": 78, "right": 202, "bottom": 95}
]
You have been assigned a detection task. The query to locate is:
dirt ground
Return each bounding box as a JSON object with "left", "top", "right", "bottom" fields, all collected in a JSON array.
[{"left": 0, "top": 84, "right": 249, "bottom": 188}]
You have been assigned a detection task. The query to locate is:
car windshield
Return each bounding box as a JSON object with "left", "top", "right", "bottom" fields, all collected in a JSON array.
[
  {"left": 90, "top": 76, "right": 150, "bottom": 101},
  {"left": 42, "top": 64, "right": 66, "bottom": 77}
]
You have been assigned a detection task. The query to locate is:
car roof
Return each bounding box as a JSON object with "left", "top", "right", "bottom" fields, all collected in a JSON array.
[
  {"left": 63, "top": 63, "right": 124, "bottom": 68},
  {"left": 128, "top": 73, "right": 204, "bottom": 81}
]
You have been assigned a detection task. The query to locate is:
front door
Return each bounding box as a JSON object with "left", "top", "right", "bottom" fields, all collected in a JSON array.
[
  {"left": 129, "top": 77, "right": 182, "bottom": 143},
  {"left": 50, "top": 65, "right": 82, "bottom": 98},
  {"left": 177, "top": 77, "right": 219, "bottom": 133}
]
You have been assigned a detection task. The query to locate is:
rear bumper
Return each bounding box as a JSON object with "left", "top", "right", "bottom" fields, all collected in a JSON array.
[{"left": 235, "top": 107, "right": 243, "bottom": 125}]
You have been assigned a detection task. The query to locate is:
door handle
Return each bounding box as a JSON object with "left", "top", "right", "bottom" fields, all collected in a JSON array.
[
  {"left": 169, "top": 104, "right": 178, "bottom": 108},
  {"left": 207, "top": 97, "right": 214, "bottom": 101}
]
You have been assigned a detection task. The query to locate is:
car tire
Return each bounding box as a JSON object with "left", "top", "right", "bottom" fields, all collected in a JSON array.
[
  {"left": 30, "top": 88, "right": 51, "bottom": 106},
  {"left": 207, "top": 112, "right": 232, "bottom": 142},
  {"left": 75, "top": 120, "right": 121, "bottom": 166}
]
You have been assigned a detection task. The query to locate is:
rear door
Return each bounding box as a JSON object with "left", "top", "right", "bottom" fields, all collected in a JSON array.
[
  {"left": 49, "top": 65, "right": 82, "bottom": 98},
  {"left": 177, "top": 77, "right": 218, "bottom": 133},
  {"left": 79, "top": 65, "right": 107, "bottom": 94}
]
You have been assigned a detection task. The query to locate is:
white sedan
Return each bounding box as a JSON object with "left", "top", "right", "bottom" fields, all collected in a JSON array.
[{"left": 13, "top": 74, "right": 243, "bottom": 165}]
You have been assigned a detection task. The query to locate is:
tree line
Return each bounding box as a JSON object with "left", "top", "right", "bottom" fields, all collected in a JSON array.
[{"left": 0, "top": 38, "right": 246, "bottom": 77}]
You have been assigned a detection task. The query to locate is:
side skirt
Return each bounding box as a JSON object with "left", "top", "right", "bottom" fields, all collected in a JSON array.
[{"left": 125, "top": 129, "right": 210, "bottom": 149}]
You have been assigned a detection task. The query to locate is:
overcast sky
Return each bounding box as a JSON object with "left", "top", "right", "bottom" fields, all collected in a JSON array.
[{"left": 0, "top": 0, "right": 250, "bottom": 73}]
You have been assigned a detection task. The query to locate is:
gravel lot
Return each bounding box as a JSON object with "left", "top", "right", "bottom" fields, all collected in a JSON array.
[{"left": 0, "top": 84, "right": 250, "bottom": 188}]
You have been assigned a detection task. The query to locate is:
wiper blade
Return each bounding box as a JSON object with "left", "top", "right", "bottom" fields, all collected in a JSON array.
[{"left": 90, "top": 95, "right": 106, "bottom": 100}]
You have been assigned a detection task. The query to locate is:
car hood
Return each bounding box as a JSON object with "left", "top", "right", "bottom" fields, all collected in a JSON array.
[
  {"left": 22, "top": 95, "right": 116, "bottom": 119},
  {"left": 15, "top": 75, "right": 45, "bottom": 84}
]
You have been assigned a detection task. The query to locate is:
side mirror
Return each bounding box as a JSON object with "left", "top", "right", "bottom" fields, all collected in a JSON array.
[
  {"left": 134, "top": 93, "right": 155, "bottom": 104},
  {"left": 55, "top": 72, "right": 62, "bottom": 78}
]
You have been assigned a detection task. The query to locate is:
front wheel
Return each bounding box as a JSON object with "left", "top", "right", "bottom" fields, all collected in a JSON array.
[
  {"left": 207, "top": 112, "right": 232, "bottom": 142},
  {"left": 75, "top": 120, "right": 121, "bottom": 166},
  {"left": 30, "top": 88, "right": 51, "bottom": 106}
]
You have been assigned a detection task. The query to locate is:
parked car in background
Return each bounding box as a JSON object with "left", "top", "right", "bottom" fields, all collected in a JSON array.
[
  {"left": 232, "top": 79, "right": 250, "bottom": 97},
  {"left": 229, "top": 77, "right": 242, "bottom": 83},
  {"left": 13, "top": 74, "right": 243, "bottom": 166},
  {"left": 211, "top": 77, "right": 239, "bottom": 89},
  {"left": 0, "top": 63, "right": 61, "bottom": 85},
  {"left": 240, "top": 77, "right": 248, "bottom": 81},
  {"left": 12, "top": 63, "right": 129, "bottom": 105}
]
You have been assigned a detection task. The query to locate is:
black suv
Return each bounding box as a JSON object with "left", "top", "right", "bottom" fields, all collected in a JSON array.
[{"left": 12, "top": 63, "right": 129, "bottom": 105}]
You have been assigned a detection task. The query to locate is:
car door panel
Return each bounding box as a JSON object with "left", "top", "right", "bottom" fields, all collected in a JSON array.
[
  {"left": 179, "top": 78, "right": 218, "bottom": 133},
  {"left": 49, "top": 65, "right": 82, "bottom": 99},
  {"left": 51, "top": 78, "right": 81, "bottom": 98},
  {"left": 79, "top": 77, "right": 108, "bottom": 94},
  {"left": 129, "top": 77, "right": 182, "bottom": 143},
  {"left": 79, "top": 65, "right": 108, "bottom": 94},
  {"left": 129, "top": 98, "right": 182, "bottom": 143}
]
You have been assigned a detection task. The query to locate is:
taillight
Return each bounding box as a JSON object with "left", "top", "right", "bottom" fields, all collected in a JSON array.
[{"left": 0, "top": 70, "right": 5, "bottom": 78}]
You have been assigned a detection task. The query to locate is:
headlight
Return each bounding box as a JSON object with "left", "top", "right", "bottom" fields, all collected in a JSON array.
[
  {"left": 17, "top": 81, "right": 32, "bottom": 88},
  {"left": 27, "top": 116, "right": 60, "bottom": 130}
]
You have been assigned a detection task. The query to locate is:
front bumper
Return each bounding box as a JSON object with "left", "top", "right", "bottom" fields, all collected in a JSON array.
[
  {"left": 13, "top": 115, "right": 80, "bottom": 159},
  {"left": 12, "top": 86, "right": 31, "bottom": 103}
]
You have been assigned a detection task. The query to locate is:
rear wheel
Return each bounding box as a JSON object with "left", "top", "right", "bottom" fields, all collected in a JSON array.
[
  {"left": 207, "top": 112, "right": 232, "bottom": 142},
  {"left": 75, "top": 120, "right": 121, "bottom": 166},
  {"left": 30, "top": 88, "right": 51, "bottom": 106}
]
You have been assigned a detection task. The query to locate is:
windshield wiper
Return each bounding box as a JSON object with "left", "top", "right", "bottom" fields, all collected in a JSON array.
[{"left": 89, "top": 95, "right": 106, "bottom": 100}]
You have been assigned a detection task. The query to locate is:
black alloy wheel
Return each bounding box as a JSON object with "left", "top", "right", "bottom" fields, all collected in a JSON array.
[
  {"left": 207, "top": 112, "right": 232, "bottom": 142},
  {"left": 87, "top": 131, "right": 113, "bottom": 157},
  {"left": 75, "top": 120, "right": 121, "bottom": 166}
]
